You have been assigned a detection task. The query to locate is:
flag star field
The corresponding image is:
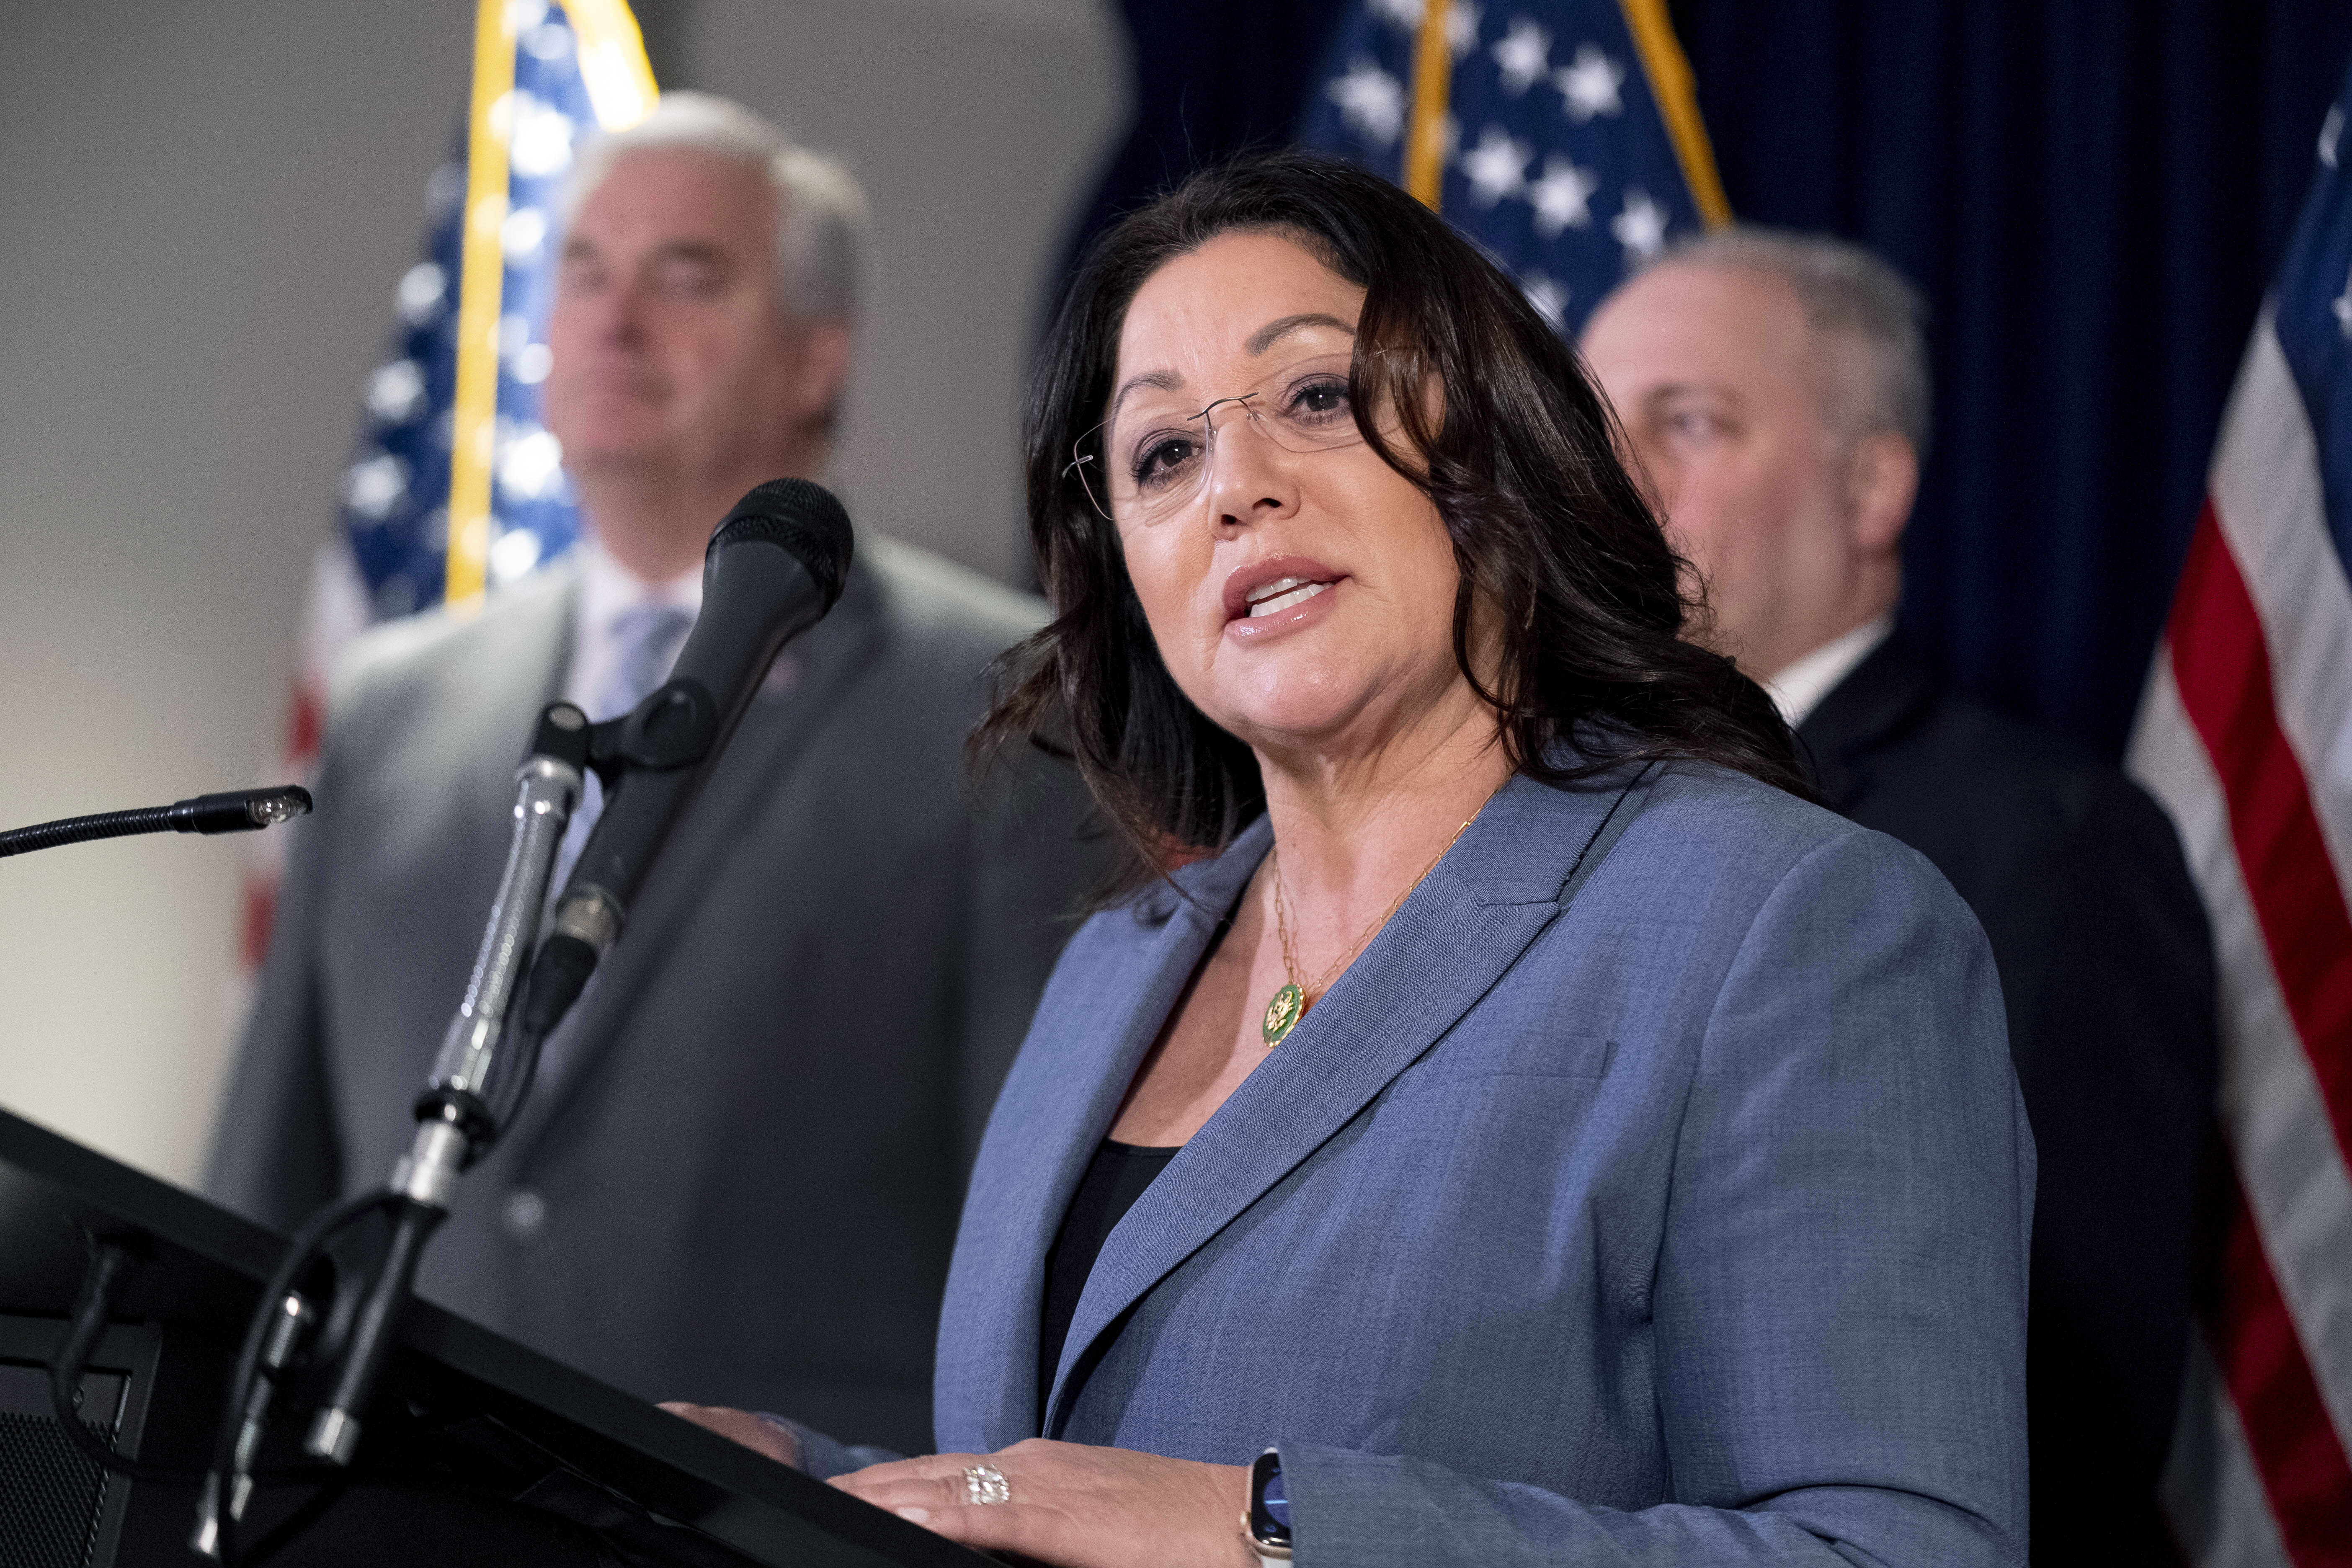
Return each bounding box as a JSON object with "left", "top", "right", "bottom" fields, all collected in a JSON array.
[
  {"left": 335, "top": 0, "right": 596, "bottom": 622},
  {"left": 1300, "top": 0, "right": 1710, "bottom": 335}
]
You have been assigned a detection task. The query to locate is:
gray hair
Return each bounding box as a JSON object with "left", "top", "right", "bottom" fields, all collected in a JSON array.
[
  {"left": 1654, "top": 227, "right": 1932, "bottom": 459},
  {"left": 565, "top": 91, "right": 869, "bottom": 323}
]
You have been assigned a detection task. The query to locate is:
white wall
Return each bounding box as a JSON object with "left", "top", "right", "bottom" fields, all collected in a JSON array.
[
  {"left": 687, "top": 0, "right": 1127, "bottom": 583},
  {"left": 0, "top": 0, "right": 1127, "bottom": 1187}
]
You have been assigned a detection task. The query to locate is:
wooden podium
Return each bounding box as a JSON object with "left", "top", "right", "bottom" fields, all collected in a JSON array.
[{"left": 0, "top": 1106, "right": 987, "bottom": 1568}]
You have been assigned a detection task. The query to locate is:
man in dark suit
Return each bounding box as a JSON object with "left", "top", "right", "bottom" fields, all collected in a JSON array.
[
  {"left": 206, "top": 94, "right": 1105, "bottom": 1456},
  {"left": 1585, "top": 230, "right": 2218, "bottom": 1563}
]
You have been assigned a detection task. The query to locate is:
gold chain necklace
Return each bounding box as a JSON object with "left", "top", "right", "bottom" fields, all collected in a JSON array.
[{"left": 1259, "top": 798, "right": 1492, "bottom": 1047}]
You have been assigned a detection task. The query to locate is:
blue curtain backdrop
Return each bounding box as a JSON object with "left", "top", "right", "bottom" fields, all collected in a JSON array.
[
  {"left": 1055, "top": 0, "right": 1353, "bottom": 288},
  {"left": 1669, "top": 0, "right": 2352, "bottom": 757},
  {"left": 1060, "top": 0, "right": 2352, "bottom": 760}
]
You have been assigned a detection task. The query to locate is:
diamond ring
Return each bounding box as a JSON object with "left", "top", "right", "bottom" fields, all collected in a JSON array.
[{"left": 963, "top": 1463, "right": 1012, "bottom": 1506}]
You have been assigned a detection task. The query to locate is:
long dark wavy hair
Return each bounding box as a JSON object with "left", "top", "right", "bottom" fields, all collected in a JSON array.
[{"left": 980, "top": 150, "right": 1810, "bottom": 881}]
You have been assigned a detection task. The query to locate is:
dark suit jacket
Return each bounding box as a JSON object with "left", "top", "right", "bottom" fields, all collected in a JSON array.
[
  {"left": 1799, "top": 637, "right": 2218, "bottom": 1565},
  {"left": 206, "top": 534, "right": 1110, "bottom": 1455}
]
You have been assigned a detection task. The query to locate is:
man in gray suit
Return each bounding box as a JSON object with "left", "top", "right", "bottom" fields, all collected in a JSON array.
[{"left": 207, "top": 94, "right": 1103, "bottom": 1456}]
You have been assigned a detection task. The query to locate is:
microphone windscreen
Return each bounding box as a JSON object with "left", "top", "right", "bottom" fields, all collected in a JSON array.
[{"left": 710, "top": 478, "right": 855, "bottom": 613}]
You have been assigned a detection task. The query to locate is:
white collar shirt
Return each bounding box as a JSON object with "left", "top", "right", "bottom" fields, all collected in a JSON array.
[{"left": 1763, "top": 614, "right": 1896, "bottom": 730}]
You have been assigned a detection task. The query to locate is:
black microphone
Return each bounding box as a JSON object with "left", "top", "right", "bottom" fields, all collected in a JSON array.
[{"left": 521, "top": 478, "right": 855, "bottom": 1039}]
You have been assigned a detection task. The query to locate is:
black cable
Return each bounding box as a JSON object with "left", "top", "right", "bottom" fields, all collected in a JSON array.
[
  {"left": 204, "top": 1188, "right": 399, "bottom": 1567},
  {"left": 0, "top": 787, "right": 312, "bottom": 858},
  {"left": 47, "top": 1237, "right": 205, "bottom": 1483},
  {"left": 305, "top": 1197, "right": 445, "bottom": 1465},
  {"left": 238, "top": 1472, "right": 357, "bottom": 1567},
  {"left": 483, "top": 1017, "right": 547, "bottom": 1133}
]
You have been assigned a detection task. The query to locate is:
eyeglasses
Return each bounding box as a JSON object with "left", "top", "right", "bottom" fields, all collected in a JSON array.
[{"left": 1066, "top": 351, "right": 1374, "bottom": 526}]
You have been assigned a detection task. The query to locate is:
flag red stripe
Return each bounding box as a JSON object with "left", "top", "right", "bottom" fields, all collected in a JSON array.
[
  {"left": 286, "top": 678, "right": 324, "bottom": 768},
  {"left": 2204, "top": 1158, "right": 2352, "bottom": 1565},
  {"left": 2166, "top": 498, "right": 2352, "bottom": 1560},
  {"left": 2167, "top": 500, "right": 2352, "bottom": 1161},
  {"left": 238, "top": 877, "right": 278, "bottom": 972}
]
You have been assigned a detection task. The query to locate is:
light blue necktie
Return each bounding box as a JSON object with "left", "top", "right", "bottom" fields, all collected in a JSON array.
[
  {"left": 596, "top": 604, "right": 697, "bottom": 726},
  {"left": 547, "top": 603, "right": 695, "bottom": 902},
  {"left": 527, "top": 603, "right": 696, "bottom": 1099}
]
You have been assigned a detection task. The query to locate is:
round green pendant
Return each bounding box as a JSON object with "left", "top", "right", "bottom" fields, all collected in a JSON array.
[{"left": 1261, "top": 982, "right": 1305, "bottom": 1047}]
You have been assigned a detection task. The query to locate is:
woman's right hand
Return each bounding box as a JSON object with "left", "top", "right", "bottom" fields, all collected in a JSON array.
[{"left": 659, "top": 1402, "right": 802, "bottom": 1468}]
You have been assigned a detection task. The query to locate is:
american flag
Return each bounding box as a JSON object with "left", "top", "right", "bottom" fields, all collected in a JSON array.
[
  {"left": 2126, "top": 52, "right": 2352, "bottom": 1568},
  {"left": 1298, "top": 0, "right": 1728, "bottom": 335},
  {"left": 239, "top": 0, "right": 655, "bottom": 969}
]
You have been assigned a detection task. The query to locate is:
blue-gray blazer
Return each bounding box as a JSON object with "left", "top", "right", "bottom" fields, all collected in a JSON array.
[{"left": 802, "top": 761, "right": 2035, "bottom": 1565}]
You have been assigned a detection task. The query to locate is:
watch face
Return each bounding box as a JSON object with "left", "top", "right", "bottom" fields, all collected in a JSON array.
[{"left": 1250, "top": 1449, "right": 1292, "bottom": 1547}]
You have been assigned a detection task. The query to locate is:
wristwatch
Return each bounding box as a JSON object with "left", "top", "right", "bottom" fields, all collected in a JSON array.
[{"left": 1242, "top": 1447, "right": 1292, "bottom": 1562}]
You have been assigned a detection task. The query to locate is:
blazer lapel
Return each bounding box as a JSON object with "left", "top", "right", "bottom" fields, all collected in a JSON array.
[
  {"left": 1041, "top": 768, "right": 1648, "bottom": 1434},
  {"left": 952, "top": 825, "right": 1271, "bottom": 1450},
  {"left": 499, "top": 552, "right": 890, "bottom": 1168}
]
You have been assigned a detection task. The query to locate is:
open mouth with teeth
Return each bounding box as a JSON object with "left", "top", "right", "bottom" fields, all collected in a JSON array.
[{"left": 1244, "top": 576, "right": 1336, "bottom": 617}]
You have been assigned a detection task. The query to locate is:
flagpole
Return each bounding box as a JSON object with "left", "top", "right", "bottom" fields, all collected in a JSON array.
[
  {"left": 564, "top": 0, "right": 660, "bottom": 131},
  {"left": 1617, "top": 0, "right": 1731, "bottom": 229},
  {"left": 445, "top": 0, "right": 519, "bottom": 610}
]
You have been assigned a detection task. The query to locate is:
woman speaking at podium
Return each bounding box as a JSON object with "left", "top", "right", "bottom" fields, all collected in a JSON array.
[{"left": 672, "top": 153, "right": 2030, "bottom": 1566}]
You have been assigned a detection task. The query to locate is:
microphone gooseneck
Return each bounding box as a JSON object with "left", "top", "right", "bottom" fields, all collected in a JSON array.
[{"left": 0, "top": 786, "right": 312, "bottom": 859}]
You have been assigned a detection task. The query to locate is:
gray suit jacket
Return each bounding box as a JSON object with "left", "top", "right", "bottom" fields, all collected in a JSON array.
[
  {"left": 207, "top": 534, "right": 1106, "bottom": 1455},
  {"left": 799, "top": 761, "right": 2035, "bottom": 1563}
]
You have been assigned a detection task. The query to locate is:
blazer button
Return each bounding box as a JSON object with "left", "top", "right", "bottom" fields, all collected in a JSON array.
[{"left": 502, "top": 1189, "right": 547, "bottom": 1241}]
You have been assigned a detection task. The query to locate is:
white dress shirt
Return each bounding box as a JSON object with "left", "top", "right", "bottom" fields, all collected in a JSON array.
[{"left": 1762, "top": 614, "right": 1895, "bottom": 729}]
